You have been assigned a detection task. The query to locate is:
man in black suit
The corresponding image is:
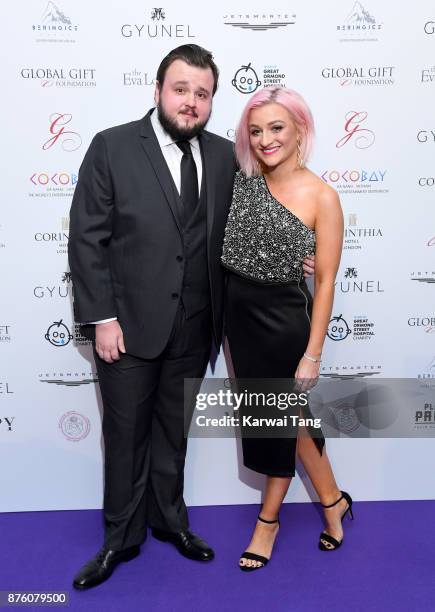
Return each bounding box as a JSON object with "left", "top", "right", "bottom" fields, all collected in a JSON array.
[{"left": 68, "top": 44, "right": 237, "bottom": 590}]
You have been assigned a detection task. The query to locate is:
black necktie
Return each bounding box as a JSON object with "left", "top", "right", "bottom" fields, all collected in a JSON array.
[{"left": 176, "top": 140, "right": 198, "bottom": 220}]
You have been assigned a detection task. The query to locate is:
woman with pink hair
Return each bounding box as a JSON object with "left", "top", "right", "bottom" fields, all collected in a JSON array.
[{"left": 221, "top": 87, "right": 352, "bottom": 571}]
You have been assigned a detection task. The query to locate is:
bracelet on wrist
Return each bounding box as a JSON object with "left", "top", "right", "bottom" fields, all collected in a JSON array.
[{"left": 303, "top": 352, "right": 322, "bottom": 364}]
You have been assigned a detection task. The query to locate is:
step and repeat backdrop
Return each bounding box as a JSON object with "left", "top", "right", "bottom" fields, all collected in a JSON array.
[{"left": 1, "top": 1, "right": 435, "bottom": 511}]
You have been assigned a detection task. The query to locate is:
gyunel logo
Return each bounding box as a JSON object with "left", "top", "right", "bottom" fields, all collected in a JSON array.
[{"left": 121, "top": 8, "right": 195, "bottom": 38}]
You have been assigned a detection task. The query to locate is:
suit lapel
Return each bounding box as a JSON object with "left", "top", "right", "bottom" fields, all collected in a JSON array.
[
  {"left": 139, "top": 111, "right": 183, "bottom": 235},
  {"left": 199, "top": 132, "right": 216, "bottom": 245}
]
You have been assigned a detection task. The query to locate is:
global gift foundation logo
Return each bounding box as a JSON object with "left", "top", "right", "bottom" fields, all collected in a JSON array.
[
  {"left": 408, "top": 316, "right": 435, "bottom": 334},
  {"left": 321, "top": 66, "right": 394, "bottom": 87},
  {"left": 223, "top": 12, "right": 296, "bottom": 31},
  {"left": 336, "top": 111, "right": 375, "bottom": 149},
  {"left": 42, "top": 113, "right": 82, "bottom": 152},
  {"left": 59, "top": 411, "right": 90, "bottom": 442},
  {"left": 21, "top": 67, "right": 96, "bottom": 88},
  {"left": 337, "top": 2, "right": 382, "bottom": 42},
  {"left": 32, "top": 1, "right": 79, "bottom": 43}
]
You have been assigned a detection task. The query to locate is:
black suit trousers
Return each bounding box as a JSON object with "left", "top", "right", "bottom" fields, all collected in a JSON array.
[{"left": 95, "top": 302, "right": 212, "bottom": 551}]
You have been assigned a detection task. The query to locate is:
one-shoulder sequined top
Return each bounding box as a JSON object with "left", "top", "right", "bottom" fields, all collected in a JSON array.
[{"left": 221, "top": 171, "right": 316, "bottom": 283}]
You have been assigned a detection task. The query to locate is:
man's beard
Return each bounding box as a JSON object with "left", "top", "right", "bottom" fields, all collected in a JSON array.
[{"left": 157, "top": 102, "right": 210, "bottom": 141}]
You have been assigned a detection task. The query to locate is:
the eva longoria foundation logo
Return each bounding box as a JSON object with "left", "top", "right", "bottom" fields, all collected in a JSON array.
[
  {"left": 42, "top": 113, "right": 82, "bottom": 152},
  {"left": 32, "top": 1, "right": 79, "bottom": 43},
  {"left": 336, "top": 111, "right": 375, "bottom": 149},
  {"left": 223, "top": 11, "right": 296, "bottom": 31},
  {"left": 123, "top": 69, "right": 156, "bottom": 87}
]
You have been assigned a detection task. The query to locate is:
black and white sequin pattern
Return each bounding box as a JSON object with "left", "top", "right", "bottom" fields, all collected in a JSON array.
[{"left": 221, "top": 171, "right": 316, "bottom": 283}]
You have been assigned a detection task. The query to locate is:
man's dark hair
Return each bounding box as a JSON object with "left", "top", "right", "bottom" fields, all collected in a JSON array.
[{"left": 156, "top": 44, "right": 219, "bottom": 95}]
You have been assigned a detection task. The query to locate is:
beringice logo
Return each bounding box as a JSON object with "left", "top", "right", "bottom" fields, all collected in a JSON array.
[
  {"left": 151, "top": 8, "right": 165, "bottom": 20},
  {"left": 45, "top": 320, "right": 73, "bottom": 347},
  {"left": 43, "top": 113, "right": 82, "bottom": 152},
  {"left": 232, "top": 64, "right": 261, "bottom": 94},
  {"left": 337, "top": 2, "right": 382, "bottom": 41},
  {"left": 59, "top": 411, "right": 90, "bottom": 442},
  {"left": 41, "top": 1, "right": 71, "bottom": 25},
  {"left": 327, "top": 315, "right": 352, "bottom": 341},
  {"left": 33, "top": 2, "right": 79, "bottom": 41},
  {"left": 346, "top": 2, "right": 375, "bottom": 26},
  {"left": 336, "top": 111, "right": 375, "bottom": 149},
  {"left": 223, "top": 12, "right": 296, "bottom": 31}
]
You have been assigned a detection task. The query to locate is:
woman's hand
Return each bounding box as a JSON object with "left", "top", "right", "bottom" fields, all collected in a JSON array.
[{"left": 294, "top": 355, "right": 320, "bottom": 392}]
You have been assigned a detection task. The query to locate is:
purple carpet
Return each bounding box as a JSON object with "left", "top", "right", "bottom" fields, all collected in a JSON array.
[{"left": 0, "top": 501, "right": 433, "bottom": 611}]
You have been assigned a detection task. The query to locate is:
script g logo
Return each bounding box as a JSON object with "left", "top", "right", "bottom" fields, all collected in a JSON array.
[
  {"left": 424, "top": 21, "right": 435, "bottom": 34},
  {"left": 42, "top": 113, "right": 82, "bottom": 152},
  {"left": 336, "top": 111, "right": 375, "bottom": 149}
]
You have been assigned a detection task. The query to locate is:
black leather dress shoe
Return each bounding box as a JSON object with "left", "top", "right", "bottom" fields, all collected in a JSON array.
[
  {"left": 151, "top": 528, "right": 214, "bottom": 561},
  {"left": 73, "top": 545, "right": 140, "bottom": 590}
]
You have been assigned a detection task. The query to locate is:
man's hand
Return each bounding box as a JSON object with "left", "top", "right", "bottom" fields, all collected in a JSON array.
[
  {"left": 95, "top": 320, "right": 126, "bottom": 363},
  {"left": 302, "top": 254, "right": 315, "bottom": 278}
]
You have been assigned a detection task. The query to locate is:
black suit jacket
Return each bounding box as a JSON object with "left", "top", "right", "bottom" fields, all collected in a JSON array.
[{"left": 68, "top": 109, "right": 237, "bottom": 359}]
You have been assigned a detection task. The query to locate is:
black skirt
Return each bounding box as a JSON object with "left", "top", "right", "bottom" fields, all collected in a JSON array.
[{"left": 225, "top": 271, "right": 325, "bottom": 477}]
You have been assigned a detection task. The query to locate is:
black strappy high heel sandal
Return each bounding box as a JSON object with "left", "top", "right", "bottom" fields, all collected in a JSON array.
[
  {"left": 239, "top": 515, "right": 279, "bottom": 572},
  {"left": 318, "top": 490, "right": 353, "bottom": 551}
]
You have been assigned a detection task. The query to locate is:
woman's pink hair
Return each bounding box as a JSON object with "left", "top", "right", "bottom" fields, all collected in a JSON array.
[{"left": 235, "top": 86, "right": 315, "bottom": 177}]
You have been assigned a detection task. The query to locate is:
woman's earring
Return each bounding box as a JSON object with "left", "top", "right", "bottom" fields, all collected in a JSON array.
[{"left": 297, "top": 138, "right": 305, "bottom": 169}]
